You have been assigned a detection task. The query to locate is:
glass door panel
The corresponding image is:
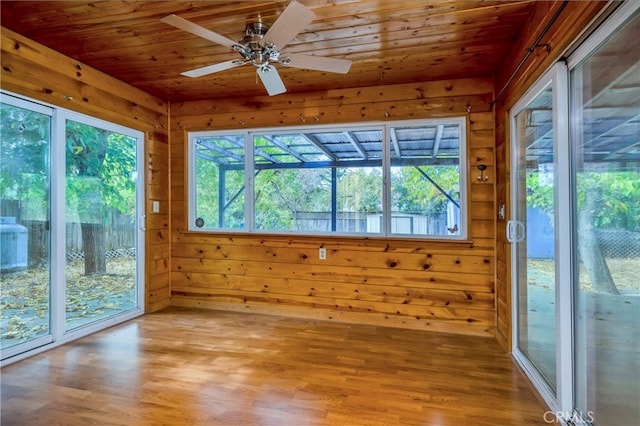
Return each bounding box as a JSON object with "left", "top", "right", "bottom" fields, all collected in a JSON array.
[
  {"left": 571, "top": 10, "right": 640, "bottom": 425},
  {"left": 0, "top": 99, "right": 52, "bottom": 356},
  {"left": 64, "top": 119, "right": 138, "bottom": 331},
  {"left": 513, "top": 83, "right": 557, "bottom": 391}
]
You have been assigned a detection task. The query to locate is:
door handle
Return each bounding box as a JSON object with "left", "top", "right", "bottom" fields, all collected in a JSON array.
[
  {"left": 138, "top": 214, "right": 146, "bottom": 232},
  {"left": 506, "top": 220, "right": 525, "bottom": 243}
]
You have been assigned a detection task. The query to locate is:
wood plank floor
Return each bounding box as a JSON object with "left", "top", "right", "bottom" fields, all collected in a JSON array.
[{"left": 1, "top": 307, "right": 550, "bottom": 425}]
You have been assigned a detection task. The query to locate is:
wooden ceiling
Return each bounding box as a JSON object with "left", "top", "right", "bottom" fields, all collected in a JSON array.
[{"left": 0, "top": 1, "right": 534, "bottom": 102}]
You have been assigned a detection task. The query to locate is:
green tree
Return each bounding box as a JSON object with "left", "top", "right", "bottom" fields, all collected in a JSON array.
[
  {"left": 527, "top": 170, "right": 640, "bottom": 232},
  {"left": 255, "top": 168, "right": 332, "bottom": 229},
  {"left": 0, "top": 105, "right": 50, "bottom": 221},
  {"left": 527, "top": 169, "right": 640, "bottom": 293},
  {"left": 337, "top": 168, "right": 382, "bottom": 213},
  {"left": 2, "top": 108, "right": 137, "bottom": 275},
  {"left": 392, "top": 165, "right": 460, "bottom": 214},
  {"left": 66, "top": 120, "right": 136, "bottom": 276},
  {"left": 195, "top": 159, "right": 246, "bottom": 228}
]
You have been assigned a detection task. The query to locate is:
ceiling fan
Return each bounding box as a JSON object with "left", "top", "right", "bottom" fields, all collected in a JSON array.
[{"left": 161, "top": 1, "right": 352, "bottom": 96}]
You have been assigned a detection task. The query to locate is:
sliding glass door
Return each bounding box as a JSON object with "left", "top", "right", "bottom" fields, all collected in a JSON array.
[
  {"left": 0, "top": 94, "right": 145, "bottom": 363},
  {"left": 511, "top": 3, "right": 639, "bottom": 425},
  {"left": 570, "top": 8, "right": 640, "bottom": 426},
  {"left": 510, "top": 62, "right": 570, "bottom": 407}
]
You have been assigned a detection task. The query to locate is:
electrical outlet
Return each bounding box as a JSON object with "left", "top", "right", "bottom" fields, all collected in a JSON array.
[{"left": 319, "top": 248, "right": 327, "bottom": 260}]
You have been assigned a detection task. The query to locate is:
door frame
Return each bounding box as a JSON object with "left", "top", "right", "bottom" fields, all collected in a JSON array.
[{"left": 509, "top": 62, "right": 573, "bottom": 415}]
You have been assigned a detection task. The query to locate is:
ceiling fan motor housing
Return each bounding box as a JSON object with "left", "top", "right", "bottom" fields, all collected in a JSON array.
[{"left": 233, "top": 22, "right": 281, "bottom": 67}]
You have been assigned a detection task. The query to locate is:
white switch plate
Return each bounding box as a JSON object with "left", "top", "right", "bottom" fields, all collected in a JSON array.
[
  {"left": 152, "top": 200, "right": 160, "bottom": 213},
  {"left": 319, "top": 248, "right": 327, "bottom": 260}
]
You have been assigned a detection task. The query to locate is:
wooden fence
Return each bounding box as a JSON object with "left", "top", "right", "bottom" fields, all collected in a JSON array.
[{"left": 2, "top": 200, "right": 136, "bottom": 263}]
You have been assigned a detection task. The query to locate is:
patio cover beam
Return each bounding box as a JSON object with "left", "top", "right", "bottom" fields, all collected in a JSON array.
[
  {"left": 343, "top": 131, "right": 368, "bottom": 160},
  {"left": 432, "top": 125, "right": 444, "bottom": 158}
]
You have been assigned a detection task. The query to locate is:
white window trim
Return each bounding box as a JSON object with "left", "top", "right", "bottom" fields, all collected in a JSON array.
[{"left": 188, "top": 117, "right": 468, "bottom": 240}]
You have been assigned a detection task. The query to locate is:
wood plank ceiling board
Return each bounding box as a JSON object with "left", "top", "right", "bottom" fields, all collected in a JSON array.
[{"left": 0, "top": 0, "right": 534, "bottom": 102}]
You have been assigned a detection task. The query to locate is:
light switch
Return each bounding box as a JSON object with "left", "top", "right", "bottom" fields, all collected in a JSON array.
[{"left": 152, "top": 200, "right": 160, "bottom": 213}]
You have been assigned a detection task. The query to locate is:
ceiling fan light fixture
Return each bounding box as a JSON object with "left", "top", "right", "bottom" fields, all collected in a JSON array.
[
  {"left": 162, "top": 1, "right": 352, "bottom": 96},
  {"left": 251, "top": 51, "right": 268, "bottom": 66}
]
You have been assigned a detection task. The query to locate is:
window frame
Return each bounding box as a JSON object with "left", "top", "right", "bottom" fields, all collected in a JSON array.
[{"left": 188, "top": 117, "right": 468, "bottom": 240}]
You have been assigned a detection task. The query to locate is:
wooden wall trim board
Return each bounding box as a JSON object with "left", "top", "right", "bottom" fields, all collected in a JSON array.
[
  {"left": 492, "top": 0, "right": 608, "bottom": 350},
  {"left": 170, "top": 77, "right": 497, "bottom": 337},
  {"left": 1, "top": 26, "right": 171, "bottom": 313}
]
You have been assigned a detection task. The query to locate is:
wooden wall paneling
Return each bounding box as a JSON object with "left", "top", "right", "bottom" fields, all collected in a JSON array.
[
  {"left": 170, "top": 77, "right": 497, "bottom": 337},
  {"left": 469, "top": 202, "right": 494, "bottom": 221},
  {"left": 146, "top": 132, "right": 171, "bottom": 312},
  {"left": 1, "top": 30, "right": 165, "bottom": 127},
  {"left": 495, "top": 1, "right": 607, "bottom": 108},
  {"left": 172, "top": 78, "right": 493, "bottom": 114},
  {"left": 1, "top": 27, "right": 171, "bottom": 313},
  {"left": 174, "top": 95, "right": 493, "bottom": 130},
  {"left": 171, "top": 246, "right": 494, "bottom": 277},
  {"left": 171, "top": 78, "right": 493, "bottom": 119},
  {"left": 169, "top": 128, "right": 187, "bottom": 238},
  {"left": 492, "top": 0, "right": 608, "bottom": 350},
  {"left": 170, "top": 271, "right": 495, "bottom": 308},
  {"left": 494, "top": 97, "right": 511, "bottom": 350}
]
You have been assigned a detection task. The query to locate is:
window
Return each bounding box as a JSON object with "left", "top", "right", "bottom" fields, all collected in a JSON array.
[
  {"left": 389, "top": 124, "right": 462, "bottom": 237},
  {"left": 190, "top": 118, "right": 467, "bottom": 239},
  {"left": 193, "top": 134, "right": 245, "bottom": 229}
]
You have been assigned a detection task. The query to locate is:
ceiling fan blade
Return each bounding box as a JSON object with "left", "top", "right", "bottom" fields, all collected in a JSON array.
[
  {"left": 282, "top": 53, "right": 352, "bottom": 74},
  {"left": 257, "top": 65, "right": 287, "bottom": 96},
  {"left": 161, "top": 14, "right": 239, "bottom": 48},
  {"left": 182, "top": 60, "right": 244, "bottom": 78},
  {"left": 263, "top": 1, "right": 315, "bottom": 49}
]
